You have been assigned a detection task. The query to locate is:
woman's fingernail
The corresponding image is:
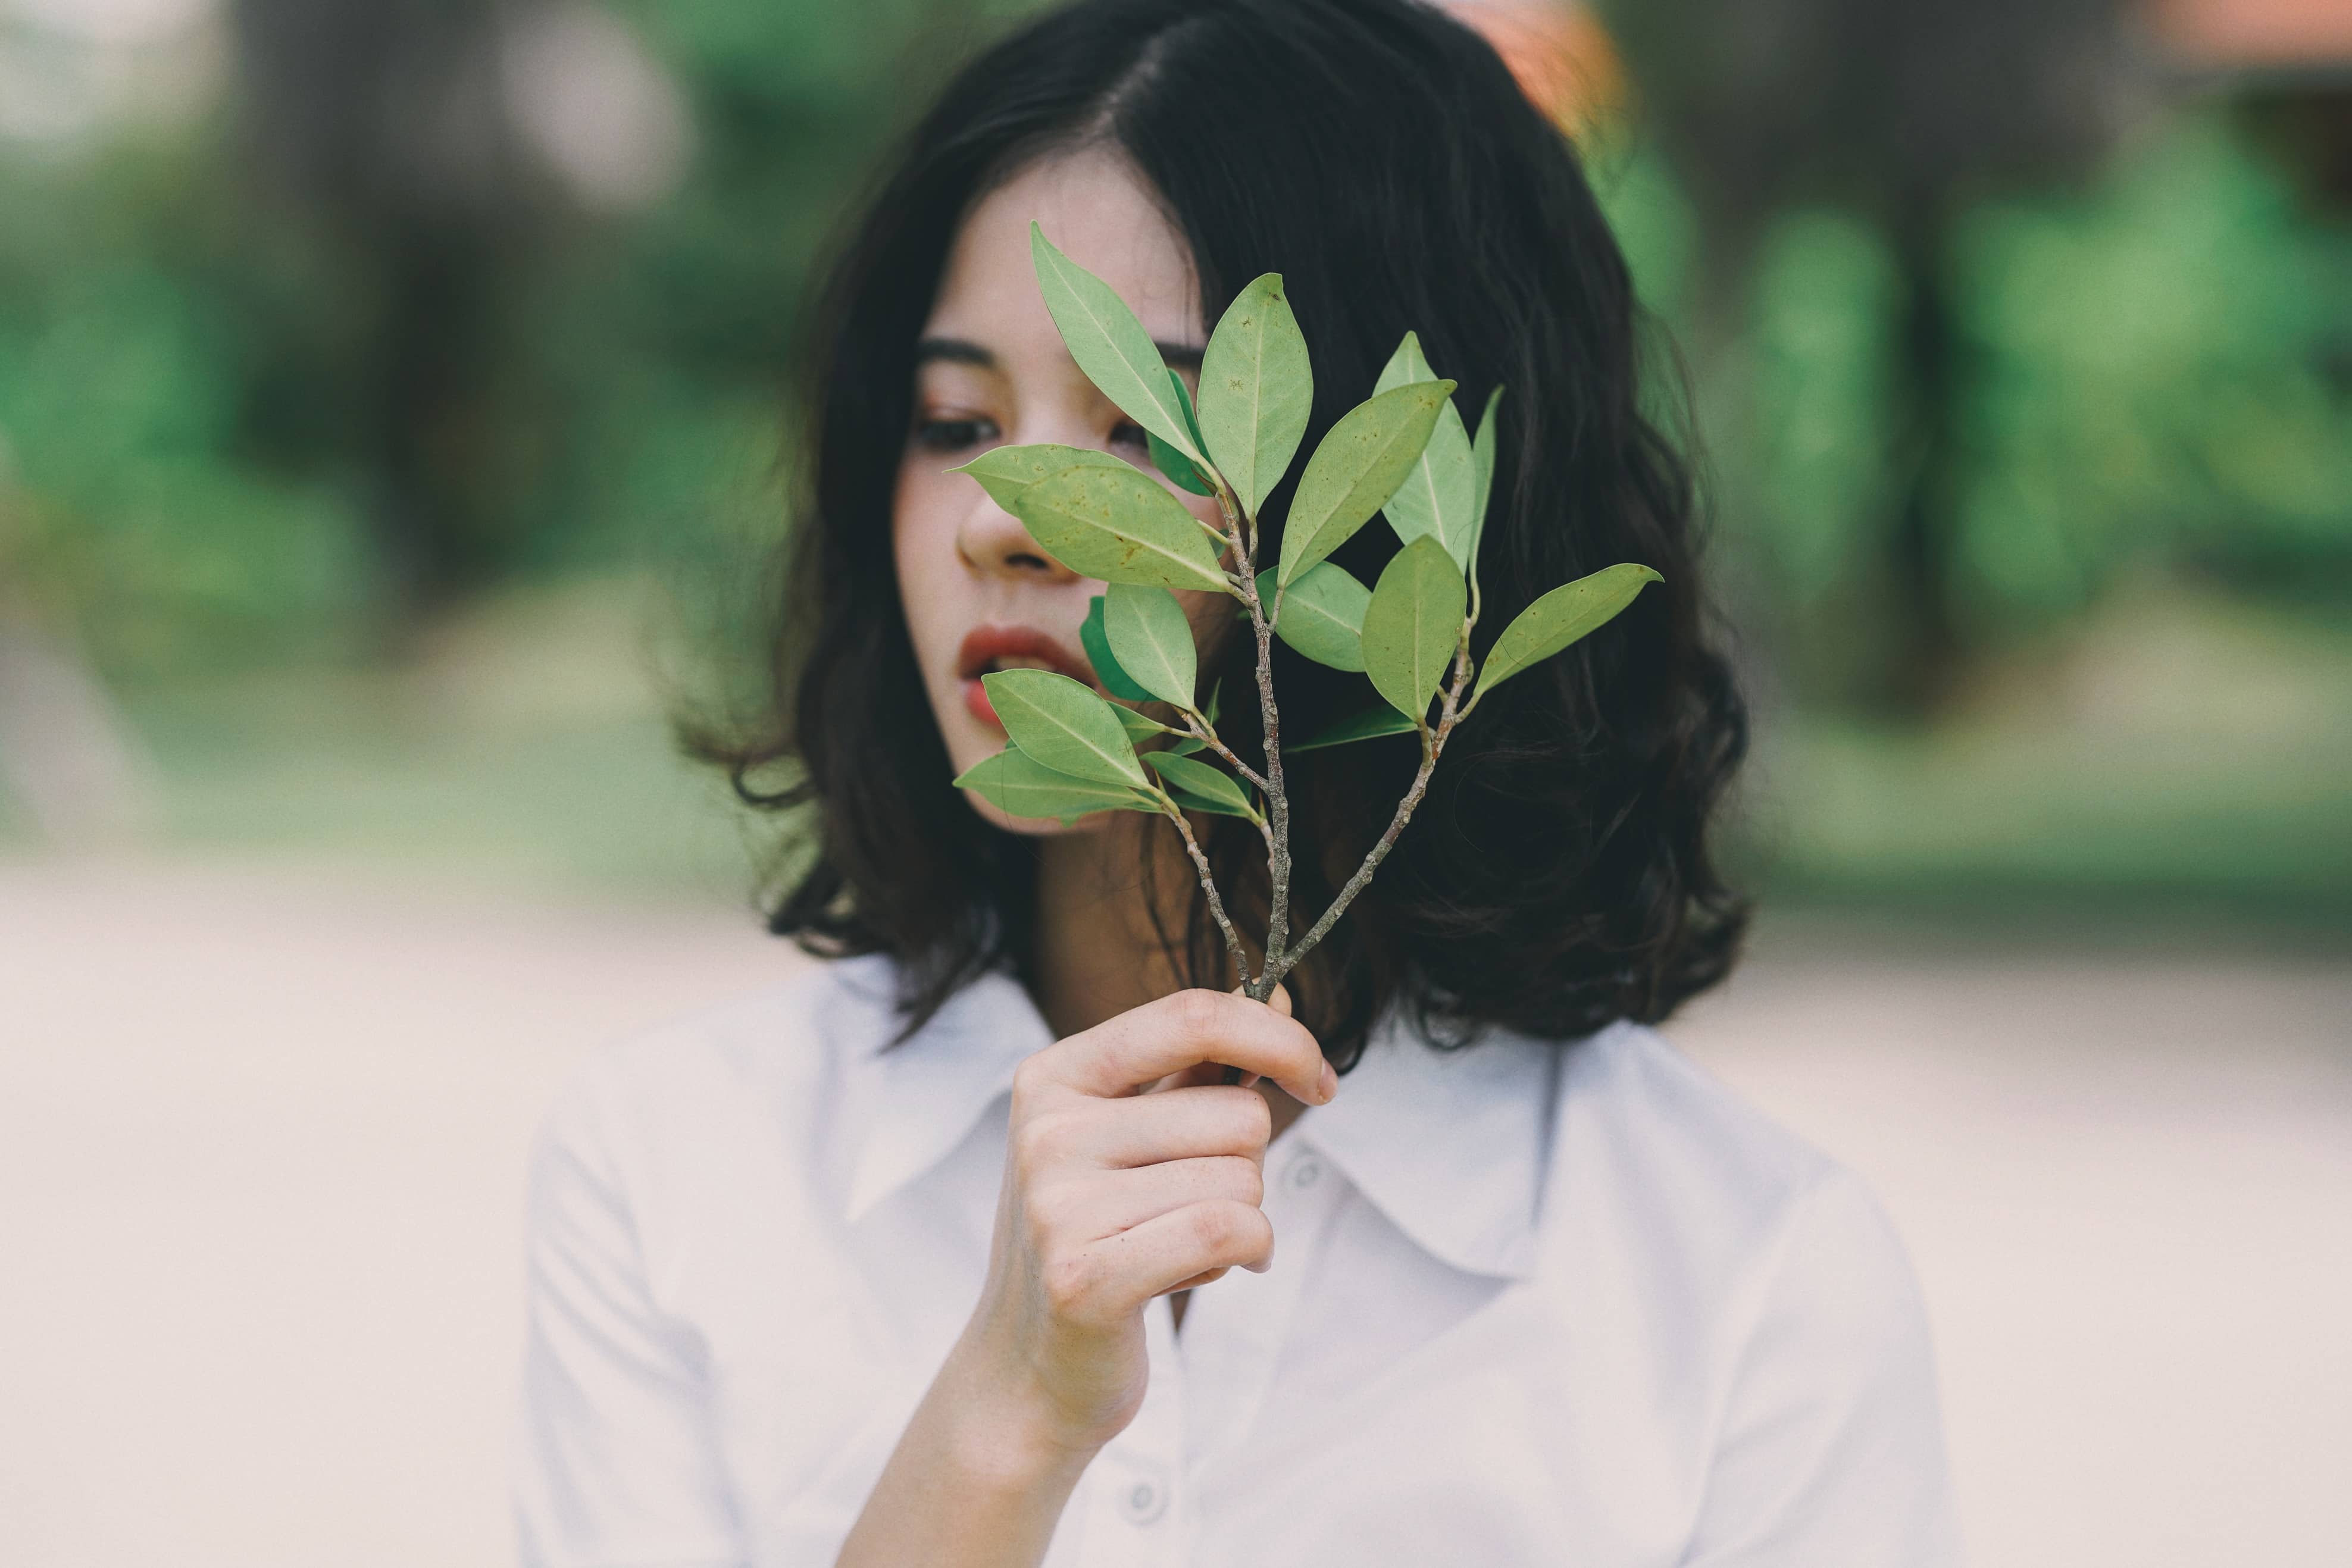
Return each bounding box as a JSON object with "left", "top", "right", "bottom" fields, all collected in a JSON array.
[{"left": 1317, "top": 1061, "right": 1338, "bottom": 1102}]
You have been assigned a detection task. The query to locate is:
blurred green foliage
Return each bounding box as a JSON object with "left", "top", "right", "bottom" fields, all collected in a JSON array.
[
  {"left": 1599, "top": 107, "right": 2352, "bottom": 703},
  {"left": 2, "top": 8, "right": 2344, "bottom": 696},
  {"left": 0, "top": 136, "right": 369, "bottom": 672},
  {"left": 0, "top": 0, "right": 1047, "bottom": 677},
  {"left": 0, "top": 3, "right": 2344, "bottom": 920},
  {"left": 1952, "top": 118, "right": 2352, "bottom": 617}
]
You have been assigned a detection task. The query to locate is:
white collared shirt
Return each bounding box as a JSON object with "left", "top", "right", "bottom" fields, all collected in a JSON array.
[{"left": 514, "top": 954, "right": 1959, "bottom": 1566}]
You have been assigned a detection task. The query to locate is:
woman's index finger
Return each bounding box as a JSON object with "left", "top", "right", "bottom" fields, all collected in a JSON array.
[{"left": 1059, "top": 990, "right": 1334, "bottom": 1106}]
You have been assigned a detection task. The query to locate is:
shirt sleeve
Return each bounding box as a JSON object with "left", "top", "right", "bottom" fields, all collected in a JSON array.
[
  {"left": 514, "top": 1068, "right": 747, "bottom": 1568},
  {"left": 1680, "top": 1166, "right": 1963, "bottom": 1568}
]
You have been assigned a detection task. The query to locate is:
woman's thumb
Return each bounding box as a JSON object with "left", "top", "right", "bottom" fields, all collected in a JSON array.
[{"left": 1219, "top": 982, "right": 1291, "bottom": 1087}]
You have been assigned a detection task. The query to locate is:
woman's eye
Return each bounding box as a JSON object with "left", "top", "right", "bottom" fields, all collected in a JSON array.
[
  {"left": 1109, "top": 421, "right": 1150, "bottom": 452},
  {"left": 912, "top": 417, "right": 999, "bottom": 452}
]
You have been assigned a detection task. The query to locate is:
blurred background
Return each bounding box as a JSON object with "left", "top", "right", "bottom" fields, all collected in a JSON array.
[{"left": 0, "top": 0, "right": 2344, "bottom": 1564}]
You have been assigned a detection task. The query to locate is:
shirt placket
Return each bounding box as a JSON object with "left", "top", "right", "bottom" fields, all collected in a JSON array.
[
  {"left": 1058, "top": 1132, "right": 1338, "bottom": 1565},
  {"left": 1071, "top": 1289, "right": 1190, "bottom": 1566},
  {"left": 1173, "top": 1132, "right": 1336, "bottom": 1481}
]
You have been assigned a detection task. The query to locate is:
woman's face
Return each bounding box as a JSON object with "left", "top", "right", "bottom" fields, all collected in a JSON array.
[{"left": 894, "top": 149, "right": 1231, "bottom": 834}]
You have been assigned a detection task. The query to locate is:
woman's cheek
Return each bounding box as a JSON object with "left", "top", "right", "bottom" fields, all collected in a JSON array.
[{"left": 891, "top": 470, "right": 965, "bottom": 715}]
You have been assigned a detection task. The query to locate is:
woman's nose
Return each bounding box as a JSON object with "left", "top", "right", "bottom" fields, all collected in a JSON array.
[{"left": 956, "top": 484, "right": 1081, "bottom": 583}]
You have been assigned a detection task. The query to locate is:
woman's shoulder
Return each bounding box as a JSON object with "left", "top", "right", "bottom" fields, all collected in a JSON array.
[
  {"left": 1555, "top": 1018, "right": 1834, "bottom": 1207},
  {"left": 1533, "top": 1022, "right": 1955, "bottom": 1556},
  {"left": 1535, "top": 1018, "right": 1930, "bottom": 1366},
  {"left": 531, "top": 952, "right": 897, "bottom": 1172}
]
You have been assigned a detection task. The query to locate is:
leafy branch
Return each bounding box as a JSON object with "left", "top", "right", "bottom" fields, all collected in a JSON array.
[{"left": 952, "top": 224, "right": 1661, "bottom": 1006}]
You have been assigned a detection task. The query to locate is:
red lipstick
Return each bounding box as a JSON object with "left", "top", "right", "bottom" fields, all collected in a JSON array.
[{"left": 956, "top": 625, "right": 1097, "bottom": 728}]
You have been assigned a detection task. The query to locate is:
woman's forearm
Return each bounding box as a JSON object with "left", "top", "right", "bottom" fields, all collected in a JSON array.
[{"left": 834, "top": 1350, "right": 1096, "bottom": 1568}]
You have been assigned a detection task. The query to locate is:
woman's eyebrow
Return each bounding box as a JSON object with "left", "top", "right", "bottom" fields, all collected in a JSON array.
[
  {"left": 914, "top": 336, "right": 996, "bottom": 368},
  {"left": 913, "top": 336, "right": 1206, "bottom": 373}
]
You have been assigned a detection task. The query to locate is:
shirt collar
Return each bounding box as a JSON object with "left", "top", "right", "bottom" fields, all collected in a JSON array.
[
  {"left": 827, "top": 957, "right": 1562, "bottom": 1281},
  {"left": 1294, "top": 1009, "right": 1559, "bottom": 1281},
  {"left": 827, "top": 954, "right": 1052, "bottom": 1225}
]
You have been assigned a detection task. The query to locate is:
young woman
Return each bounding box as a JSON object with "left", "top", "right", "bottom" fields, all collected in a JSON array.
[{"left": 515, "top": 2, "right": 1958, "bottom": 1563}]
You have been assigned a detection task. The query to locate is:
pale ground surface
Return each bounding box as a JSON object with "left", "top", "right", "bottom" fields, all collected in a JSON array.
[{"left": 1, "top": 859, "right": 2345, "bottom": 1568}]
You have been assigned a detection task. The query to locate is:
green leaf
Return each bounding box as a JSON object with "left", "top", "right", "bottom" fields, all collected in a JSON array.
[
  {"left": 1277, "top": 378, "right": 1455, "bottom": 587},
  {"left": 1114, "top": 704, "right": 1175, "bottom": 741},
  {"left": 1030, "top": 223, "right": 1203, "bottom": 465},
  {"left": 1198, "top": 273, "right": 1314, "bottom": 517},
  {"left": 1143, "top": 390, "right": 1213, "bottom": 493},
  {"left": 1472, "top": 563, "right": 1662, "bottom": 703},
  {"left": 1015, "top": 462, "right": 1229, "bottom": 593},
  {"left": 981, "top": 669, "right": 1147, "bottom": 788},
  {"left": 1170, "top": 368, "right": 1209, "bottom": 450},
  {"left": 1081, "top": 595, "right": 1155, "bottom": 703},
  {"left": 1103, "top": 583, "right": 1197, "bottom": 708},
  {"left": 1166, "top": 681, "right": 1218, "bottom": 753},
  {"left": 1361, "top": 535, "right": 1467, "bottom": 720},
  {"left": 1256, "top": 563, "right": 1368, "bottom": 672},
  {"left": 1469, "top": 386, "right": 1503, "bottom": 546},
  {"left": 1374, "top": 334, "right": 1478, "bottom": 571},
  {"left": 955, "top": 745, "right": 1156, "bottom": 825},
  {"left": 952, "top": 444, "right": 1133, "bottom": 513},
  {"left": 1143, "top": 751, "right": 1257, "bottom": 818},
  {"left": 1466, "top": 385, "right": 1504, "bottom": 617},
  {"left": 1288, "top": 706, "right": 1419, "bottom": 752},
  {"left": 1148, "top": 428, "right": 1213, "bottom": 494},
  {"left": 1164, "top": 784, "right": 1256, "bottom": 819}
]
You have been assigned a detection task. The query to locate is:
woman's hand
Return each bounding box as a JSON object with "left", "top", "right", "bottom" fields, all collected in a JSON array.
[
  {"left": 836, "top": 986, "right": 1334, "bottom": 1568},
  {"left": 960, "top": 984, "right": 1334, "bottom": 1453}
]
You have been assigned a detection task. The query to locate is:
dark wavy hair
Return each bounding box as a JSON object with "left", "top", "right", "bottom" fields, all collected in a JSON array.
[{"left": 695, "top": 0, "right": 1750, "bottom": 1069}]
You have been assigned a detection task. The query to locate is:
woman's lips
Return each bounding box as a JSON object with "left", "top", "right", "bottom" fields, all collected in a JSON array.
[{"left": 956, "top": 625, "right": 1096, "bottom": 729}]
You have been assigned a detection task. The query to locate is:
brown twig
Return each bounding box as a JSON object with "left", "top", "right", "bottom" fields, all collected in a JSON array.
[
  {"left": 1150, "top": 785, "right": 1252, "bottom": 992},
  {"left": 1155, "top": 467, "right": 1485, "bottom": 1011},
  {"left": 1265, "top": 624, "right": 1475, "bottom": 991},
  {"left": 1180, "top": 710, "right": 1269, "bottom": 794},
  {"left": 1213, "top": 482, "right": 1293, "bottom": 1000}
]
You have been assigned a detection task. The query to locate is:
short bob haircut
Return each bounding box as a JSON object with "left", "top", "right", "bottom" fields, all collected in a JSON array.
[{"left": 700, "top": 0, "right": 1750, "bottom": 1069}]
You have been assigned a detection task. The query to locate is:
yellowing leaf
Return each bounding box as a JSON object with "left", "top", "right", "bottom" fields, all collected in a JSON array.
[
  {"left": 1015, "top": 463, "right": 1229, "bottom": 593},
  {"left": 1199, "top": 274, "right": 1313, "bottom": 517},
  {"left": 951, "top": 444, "right": 1130, "bottom": 512}
]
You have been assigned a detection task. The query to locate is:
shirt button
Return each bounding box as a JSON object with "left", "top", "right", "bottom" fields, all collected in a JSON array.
[
  {"left": 1122, "top": 1477, "right": 1169, "bottom": 1525},
  {"left": 1288, "top": 1155, "right": 1324, "bottom": 1190}
]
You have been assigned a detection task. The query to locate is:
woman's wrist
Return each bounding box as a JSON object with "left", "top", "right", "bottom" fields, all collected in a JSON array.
[
  {"left": 931, "top": 1337, "right": 1112, "bottom": 1489},
  {"left": 939, "top": 1392, "right": 1099, "bottom": 1501},
  {"left": 835, "top": 1342, "right": 1099, "bottom": 1568}
]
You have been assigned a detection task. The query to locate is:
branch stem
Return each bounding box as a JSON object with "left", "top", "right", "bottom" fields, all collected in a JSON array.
[
  {"left": 1151, "top": 787, "right": 1252, "bottom": 991},
  {"left": 1214, "top": 481, "right": 1292, "bottom": 1000},
  {"left": 1266, "top": 624, "right": 1475, "bottom": 991},
  {"left": 1181, "top": 711, "right": 1269, "bottom": 794}
]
